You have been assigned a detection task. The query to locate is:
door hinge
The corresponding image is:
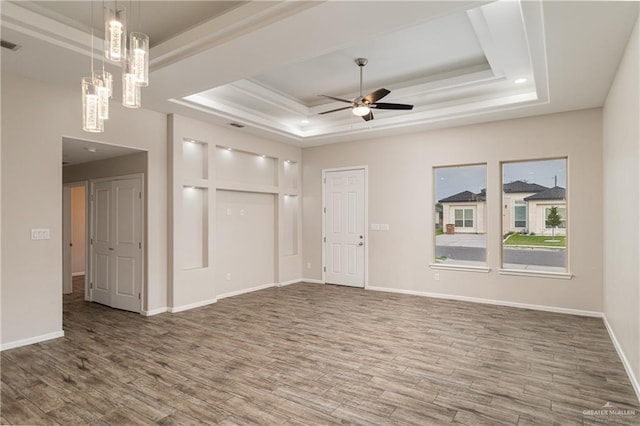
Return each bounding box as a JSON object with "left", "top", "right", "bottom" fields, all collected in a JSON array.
[
  {"left": 139, "top": 242, "right": 141, "bottom": 249},
  {"left": 323, "top": 237, "right": 326, "bottom": 243},
  {"left": 139, "top": 192, "right": 142, "bottom": 199},
  {"left": 323, "top": 266, "right": 326, "bottom": 272},
  {"left": 90, "top": 282, "right": 93, "bottom": 289},
  {"left": 323, "top": 207, "right": 326, "bottom": 213},
  {"left": 90, "top": 238, "right": 93, "bottom": 245},
  {"left": 323, "top": 178, "right": 326, "bottom": 184},
  {"left": 138, "top": 293, "right": 141, "bottom": 300}
]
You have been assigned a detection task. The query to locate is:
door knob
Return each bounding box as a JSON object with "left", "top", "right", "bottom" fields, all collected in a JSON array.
[
  {"left": 358, "top": 242, "right": 364, "bottom": 246},
  {"left": 109, "top": 248, "right": 114, "bottom": 251}
]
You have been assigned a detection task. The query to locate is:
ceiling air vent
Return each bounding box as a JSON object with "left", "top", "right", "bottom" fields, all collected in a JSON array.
[
  {"left": 1, "top": 40, "right": 21, "bottom": 51},
  {"left": 229, "top": 123, "right": 245, "bottom": 128}
]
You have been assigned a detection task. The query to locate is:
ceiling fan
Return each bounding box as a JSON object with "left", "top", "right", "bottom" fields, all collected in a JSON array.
[{"left": 318, "top": 58, "right": 414, "bottom": 121}]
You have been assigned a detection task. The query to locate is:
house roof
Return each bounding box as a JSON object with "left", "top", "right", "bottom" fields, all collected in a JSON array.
[
  {"left": 503, "top": 180, "right": 549, "bottom": 193},
  {"left": 524, "top": 186, "right": 566, "bottom": 201},
  {"left": 438, "top": 190, "right": 485, "bottom": 203}
]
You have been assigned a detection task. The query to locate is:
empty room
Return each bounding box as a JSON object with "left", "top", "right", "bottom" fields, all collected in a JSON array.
[{"left": 1, "top": 0, "right": 639, "bottom": 424}]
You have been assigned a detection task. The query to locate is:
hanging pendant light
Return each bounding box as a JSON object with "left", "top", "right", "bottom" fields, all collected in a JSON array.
[
  {"left": 82, "top": 77, "right": 105, "bottom": 132},
  {"left": 93, "top": 70, "right": 112, "bottom": 119},
  {"left": 105, "top": 4, "right": 126, "bottom": 62},
  {"left": 129, "top": 32, "right": 148, "bottom": 87},
  {"left": 82, "top": 1, "right": 104, "bottom": 133},
  {"left": 122, "top": 58, "right": 141, "bottom": 108}
]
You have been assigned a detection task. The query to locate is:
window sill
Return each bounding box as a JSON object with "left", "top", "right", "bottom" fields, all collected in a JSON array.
[
  {"left": 429, "top": 264, "right": 490, "bottom": 273},
  {"left": 498, "top": 268, "right": 573, "bottom": 280}
]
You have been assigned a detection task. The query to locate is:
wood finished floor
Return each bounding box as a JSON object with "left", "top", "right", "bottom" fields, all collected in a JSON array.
[{"left": 1, "top": 278, "right": 639, "bottom": 425}]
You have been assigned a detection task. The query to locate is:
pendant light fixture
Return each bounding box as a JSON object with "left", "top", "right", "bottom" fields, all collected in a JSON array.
[
  {"left": 105, "top": 1, "right": 126, "bottom": 62},
  {"left": 129, "top": 32, "right": 149, "bottom": 87},
  {"left": 82, "top": 1, "right": 105, "bottom": 132},
  {"left": 82, "top": 0, "right": 150, "bottom": 132},
  {"left": 122, "top": 58, "right": 141, "bottom": 108}
]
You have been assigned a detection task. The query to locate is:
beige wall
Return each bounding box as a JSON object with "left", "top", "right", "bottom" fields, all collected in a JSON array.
[
  {"left": 1, "top": 73, "right": 167, "bottom": 347},
  {"left": 70, "top": 186, "right": 86, "bottom": 274},
  {"left": 303, "top": 108, "right": 603, "bottom": 311},
  {"left": 168, "top": 114, "right": 302, "bottom": 310},
  {"left": 603, "top": 12, "right": 640, "bottom": 392}
]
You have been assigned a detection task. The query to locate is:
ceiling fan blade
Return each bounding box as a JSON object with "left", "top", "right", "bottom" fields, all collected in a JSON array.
[
  {"left": 318, "top": 106, "right": 352, "bottom": 115},
  {"left": 363, "top": 88, "right": 390, "bottom": 104},
  {"left": 319, "top": 94, "right": 353, "bottom": 104},
  {"left": 361, "top": 111, "right": 374, "bottom": 121},
  {"left": 371, "top": 102, "right": 414, "bottom": 110}
]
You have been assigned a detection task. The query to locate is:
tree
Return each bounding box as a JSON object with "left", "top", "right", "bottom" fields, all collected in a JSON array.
[{"left": 546, "top": 206, "right": 562, "bottom": 237}]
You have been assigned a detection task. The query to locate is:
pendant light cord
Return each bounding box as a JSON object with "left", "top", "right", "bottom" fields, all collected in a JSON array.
[
  {"left": 101, "top": 0, "right": 106, "bottom": 73},
  {"left": 90, "top": 0, "right": 94, "bottom": 76}
]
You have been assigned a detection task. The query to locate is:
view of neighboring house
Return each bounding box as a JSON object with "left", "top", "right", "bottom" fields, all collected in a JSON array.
[{"left": 438, "top": 180, "right": 566, "bottom": 235}]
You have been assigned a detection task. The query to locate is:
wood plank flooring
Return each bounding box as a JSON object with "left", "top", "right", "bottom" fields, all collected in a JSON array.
[{"left": 1, "top": 278, "right": 639, "bottom": 425}]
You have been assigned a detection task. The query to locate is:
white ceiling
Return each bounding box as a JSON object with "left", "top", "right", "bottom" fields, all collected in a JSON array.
[
  {"left": 2, "top": 0, "right": 639, "bottom": 151},
  {"left": 62, "top": 137, "right": 143, "bottom": 166}
]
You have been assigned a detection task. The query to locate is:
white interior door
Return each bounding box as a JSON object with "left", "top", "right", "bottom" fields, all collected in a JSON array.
[
  {"left": 90, "top": 176, "right": 143, "bottom": 312},
  {"left": 91, "top": 181, "right": 113, "bottom": 306},
  {"left": 324, "top": 169, "right": 365, "bottom": 287}
]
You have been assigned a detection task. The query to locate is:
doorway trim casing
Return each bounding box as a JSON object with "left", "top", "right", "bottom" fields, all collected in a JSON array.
[
  {"left": 88, "top": 173, "right": 146, "bottom": 313},
  {"left": 63, "top": 181, "right": 89, "bottom": 299},
  {"left": 321, "top": 166, "right": 369, "bottom": 289}
]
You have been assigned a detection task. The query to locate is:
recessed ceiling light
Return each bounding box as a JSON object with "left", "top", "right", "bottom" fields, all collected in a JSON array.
[
  {"left": 85, "top": 147, "right": 97, "bottom": 153},
  {"left": 260, "top": 154, "right": 267, "bottom": 158},
  {"left": 301, "top": 119, "right": 310, "bottom": 124},
  {"left": 514, "top": 78, "right": 528, "bottom": 84},
  {"left": 226, "top": 147, "right": 232, "bottom": 151}
]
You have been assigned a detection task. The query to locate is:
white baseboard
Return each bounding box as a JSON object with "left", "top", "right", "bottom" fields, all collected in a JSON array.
[
  {"left": 276, "top": 279, "right": 302, "bottom": 287},
  {"left": 168, "top": 298, "right": 217, "bottom": 313},
  {"left": 1, "top": 330, "right": 65, "bottom": 351},
  {"left": 71, "top": 272, "right": 85, "bottom": 277},
  {"left": 301, "top": 278, "right": 325, "bottom": 284},
  {"left": 366, "top": 286, "right": 603, "bottom": 317},
  {"left": 142, "top": 307, "right": 168, "bottom": 316},
  {"left": 218, "top": 283, "right": 274, "bottom": 300},
  {"left": 603, "top": 316, "right": 640, "bottom": 402}
]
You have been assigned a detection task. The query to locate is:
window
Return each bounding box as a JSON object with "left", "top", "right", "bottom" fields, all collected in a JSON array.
[
  {"left": 454, "top": 208, "right": 474, "bottom": 228},
  {"left": 514, "top": 201, "right": 527, "bottom": 228},
  {"left": 502, "top": 158, "right": 567, "bottom": 273},
  {"left": 434, "top": 164, "right": 487, "bottom": 268}
]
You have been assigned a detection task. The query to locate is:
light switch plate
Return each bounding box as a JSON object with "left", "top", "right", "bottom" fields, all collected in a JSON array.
[
  {"left": 371, "top": 224, "right": 381, "bottom": 230},
  {"left": 31, "top": 228, "right": 50, "bottom": 240},
  {"left": 380, "top": 224, "right": 390, "bottom": 231}
]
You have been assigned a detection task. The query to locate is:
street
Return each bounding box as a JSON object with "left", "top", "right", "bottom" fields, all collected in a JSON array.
[{"left": 435, "top": 246, "right": 566, "bottom": 267}]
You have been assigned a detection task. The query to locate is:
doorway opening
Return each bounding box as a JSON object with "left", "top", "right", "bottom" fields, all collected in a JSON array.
[{"left": 62, "top": 137, "right": 147, "bottom": 314}]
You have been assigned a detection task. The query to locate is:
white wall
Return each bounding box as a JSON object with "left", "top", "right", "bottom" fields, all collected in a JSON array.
[
  {"left": 603, "top": 12, "right": 640, "bottom": 394},
  {"left": 303, "top": 108, "right": 604, "bottom": 312},
  {"left": 1, "top": 73, "right": 167, "bottom": 347}
]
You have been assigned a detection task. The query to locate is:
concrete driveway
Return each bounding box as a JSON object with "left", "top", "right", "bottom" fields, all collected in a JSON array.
[{"left": 436, "top": 234, "right": 486, "bottom": 248}]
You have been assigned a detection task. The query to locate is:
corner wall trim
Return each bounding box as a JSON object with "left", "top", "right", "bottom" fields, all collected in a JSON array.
[
  {"left": 366, "top": 286, "right": 603, "bottom": 317},
  {"left": 603, "top": 316, "right": 640, "bottom": 402},
  {"left": 217, "top": 283, "right": 274, "bottom": 300},
  {"left": 142, "top": 307, "right": 168, "bottom": 316},
  {"left": 168, "top": 298, "right": 217, "bottom": 313},
  {"left": 276, "top": 279, "right": 302, "bottom": 287},
  {"left": 301, "top": 278, "right": 325, "bottom": 284},
  {"left": 1, "top": 330, "right": 65, "bottom": 351}
]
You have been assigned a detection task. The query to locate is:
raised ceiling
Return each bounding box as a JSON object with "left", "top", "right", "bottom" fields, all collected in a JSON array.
[{"left": 2, "top": 1, "right": 638, "bottom": 148}]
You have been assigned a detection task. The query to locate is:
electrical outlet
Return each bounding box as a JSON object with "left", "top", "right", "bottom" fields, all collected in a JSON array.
[
  {"left": 31, "top": 228, "right": 50, "bottom": 240},
  {"left": 434, "top": 273, "right": 440, "bottom": 281},
  {"left": 226, "top": 272, "right": 232, "bottom": 281},
  {"left": 306, "top": 262, "right": 311, "bottom": 269}
]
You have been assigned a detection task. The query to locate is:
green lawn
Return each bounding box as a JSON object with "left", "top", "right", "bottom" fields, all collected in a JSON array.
[
  {"left": 436, "top": 228, "right": 444, "bottom": 236},
  {"left": 504, "top": 233, "right": 566, "bottom": 247}
]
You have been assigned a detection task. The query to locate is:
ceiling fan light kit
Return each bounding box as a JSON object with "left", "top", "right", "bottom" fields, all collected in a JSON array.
[
  {"left": 82, "top": 0, "right": 150, "bottom": 133},
  {"left": 319, "top": 58, "right": 414, "bottom": 122}
]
